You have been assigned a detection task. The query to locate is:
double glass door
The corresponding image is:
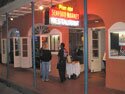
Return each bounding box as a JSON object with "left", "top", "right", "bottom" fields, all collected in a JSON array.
[{"left": 1, "top": 37, "right": 32, "bottom": 68}]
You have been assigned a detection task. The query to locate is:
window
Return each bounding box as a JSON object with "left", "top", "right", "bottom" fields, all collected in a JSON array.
[
  {"left": 50, "top": 35, "right": 60, "bottom": 51},
  {"left": 110, "top": 32, "right": 125, "bottom": 57},
  {"left": 15, "top": 38, "right": 20, "bottom": 56},
  {"left": 109, "top": 22, "right": 125, "bottom": 59},
  {"left": 22, "top": 38, "right": 28, "bottom": 57},
  {"left": 92, "top": 30, "right": 99, "bottom": 58}
]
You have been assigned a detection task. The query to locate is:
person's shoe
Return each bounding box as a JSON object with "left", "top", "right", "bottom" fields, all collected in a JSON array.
[
  {"left": 45, "top": 79, "right": 49, "bottom": 82},
  {"left": 42, "top": 79, "right": 45, "bottom": 82}
]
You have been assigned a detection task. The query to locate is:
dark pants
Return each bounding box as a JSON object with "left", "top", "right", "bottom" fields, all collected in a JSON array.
[
  {"left": 58, "top": 61, "right": 66, "bottom": 82},
  {"left": 58, "top": 69, "right": 66, "bottom": 82},
  {"left": 103, "top": 60, "right": 106, "bottom": 72}
]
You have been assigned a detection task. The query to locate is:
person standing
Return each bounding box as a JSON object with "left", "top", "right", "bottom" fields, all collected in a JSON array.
[
  {"left": 57, "top": 43, "right": 68, "bottom": 82},
  {"left": 103, "top": 52, "right": 106, "bottom": 73},
  {"left": 40, "top": 43, "right": 52, "bottom": 81}
]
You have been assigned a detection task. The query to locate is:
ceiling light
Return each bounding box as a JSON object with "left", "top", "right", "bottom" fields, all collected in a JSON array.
[
  {"left": 94, "top": 20, "right": 99, "bottom": 23},
  {"left": 39, "top": 6, "right": 44, "bottom": 10},
  {"left": 10, "top": 17, "right": 13, "bottom": 21}
]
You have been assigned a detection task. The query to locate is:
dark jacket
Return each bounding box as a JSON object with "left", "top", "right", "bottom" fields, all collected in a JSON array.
[{"left": 40, "top": 49, "right": 52, "bottom": 62}]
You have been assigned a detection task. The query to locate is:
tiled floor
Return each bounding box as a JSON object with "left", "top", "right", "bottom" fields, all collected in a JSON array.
[{"left": 0, "top": 55, "right": 125, "bottom": 94}]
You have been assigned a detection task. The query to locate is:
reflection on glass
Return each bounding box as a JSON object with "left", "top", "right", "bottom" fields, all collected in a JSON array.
[
  {"left": 15, "top": 51, "right": 19, "bottom": 56},
  {"left": 92, "top": 30, "right": 98, "bottom": 39},
  {"left": 23, "top": 45, "right": 27, "bottom": 50},
  {"left": 50, "top": 35, "right": 60, "bottom": 51},
  {"left": 22, "top": 39, "right": 28, "bottom": 57},
  {"left": 15, "top": 38, "right": 20, "bottom": 56},
  {"left": 22, "top": 39, "right": 27, "bottom": 44},
  {"left": 3, "top": 40, "right": 5, "bottom": 54},
  {"left": 93, "top": 40, "right": 98, "bottom": 49},
  {"left": 23, "top": 51, "right": 27, "bottom": 57},
  {"left": 93, "top": 50, "right": 98, "bottom": 57},
  {"left": 110, "top": 32, "right": 125, "bottom": 56}
]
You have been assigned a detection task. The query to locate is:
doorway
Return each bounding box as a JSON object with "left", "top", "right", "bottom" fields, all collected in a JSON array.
[
  {"left": 88, "top": 28, "right": 105, "bottom": 72},
  {"left": 69, "top": 28, "right": 83, "bottom": 64}
]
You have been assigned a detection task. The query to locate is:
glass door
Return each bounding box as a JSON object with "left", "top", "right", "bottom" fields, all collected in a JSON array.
[
  {"left": 88, "top": 29, "right": 101, "bottom": 72},
  {"left": 20, "top": 37, "right": 32, "bottom": 68},
  {"left": 13, "top": 37, "right": 21, "bottom": 67},
  {"left": 1, "top": 39, "right": 7, "bottom": 64}
]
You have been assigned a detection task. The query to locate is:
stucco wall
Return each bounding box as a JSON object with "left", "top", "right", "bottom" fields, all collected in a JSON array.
[
  {"left": 86, "top": 0, "right": 125, "bottom": 91},
  {"left": 48, "top": 26, "right": 69, "bottom": 52},
  {"left": 66, "top": 0, "right": 125, "bottom": 91}
]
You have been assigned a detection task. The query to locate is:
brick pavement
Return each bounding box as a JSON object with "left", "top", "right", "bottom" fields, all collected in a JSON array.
[{"left": 0, "top": 55, "right": 125, "bottom": 94}]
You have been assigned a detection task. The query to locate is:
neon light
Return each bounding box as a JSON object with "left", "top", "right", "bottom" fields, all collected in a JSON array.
[
  {"left": 50, "top": 9, "right": 79, "bottom": 20},
  {"left": 58, "top": 4, "right": 73, "bottom": 12},
  {"left": 49, "top": 8, "right": 79, "bottom": 26}
]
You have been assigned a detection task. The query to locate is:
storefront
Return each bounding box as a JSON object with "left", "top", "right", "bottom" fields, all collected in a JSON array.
[
  {"left": 0, "top": 1, "right": 105, "bottom": 72},
  {"left": 1, "top": 0, "right": 125, "bottom": 92}
]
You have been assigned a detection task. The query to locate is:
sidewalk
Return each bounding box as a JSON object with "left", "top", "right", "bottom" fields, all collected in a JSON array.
[
  {"left": 0, "top": 55, "right": 125, "bottom": 94},
  {"left": 0, "top": 82, "right": 22, "bottom": 94}
]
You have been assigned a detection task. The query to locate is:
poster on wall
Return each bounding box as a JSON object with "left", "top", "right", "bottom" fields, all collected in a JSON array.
[
  {"left": 119, "top": 33, "right": 125, "bottom": 56},
  {"left": 119, "top": 33, "right": 125, "bottom": 45}
]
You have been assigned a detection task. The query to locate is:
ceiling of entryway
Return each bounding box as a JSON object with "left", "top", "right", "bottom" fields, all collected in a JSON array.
[
  {"left": 0, "top": 0, "right": 104, "bottom": 27},
  {"left": 0, "top": 0, "right": 71, "bottom": 25}
]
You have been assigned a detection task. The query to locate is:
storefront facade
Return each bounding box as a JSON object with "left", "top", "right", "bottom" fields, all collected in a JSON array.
[{"left": 0, "top": 0, "right": 125, "bottom": 92}]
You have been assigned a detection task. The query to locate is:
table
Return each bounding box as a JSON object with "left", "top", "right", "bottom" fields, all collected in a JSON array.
[{"left": 66, "top": 61, "right": 81, "bottom": 78}]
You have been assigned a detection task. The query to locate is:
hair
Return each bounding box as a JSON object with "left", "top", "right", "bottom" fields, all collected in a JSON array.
[
  {"left": 61, "top": 43, "right": 65, "bottom": 47},
  {"left": 42, "top": 43, "right": 48, "bottom": 49}
]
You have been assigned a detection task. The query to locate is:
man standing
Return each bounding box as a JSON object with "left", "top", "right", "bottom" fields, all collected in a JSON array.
[{"left": 57, "top": 43, "right": 68, "bottom": 82}]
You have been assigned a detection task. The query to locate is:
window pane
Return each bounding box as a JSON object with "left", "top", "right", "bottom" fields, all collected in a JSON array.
[
  {"left": 50, "top": 35, "right": 60, "bottom": 51},
  {"left": 93, "top": 40, "right": 98, "bottom": 49},
  {"left": 23, "top": 51, "right": 27, "bottom": 57},
  {"left": 93, "top": 50, "right": 98, "bottom": 57},
  {"left": 92, "top": 30, "right": 98, "bottom": 39},
  {"left": 23, "top": 45, "right": 27, "bottom": 50},
  {"left": 110, "top": 33, "right": 119, "bottom": 56},
  {"left": 15, "top": 51, "right": 19, "bottom": 56},
  {"left": 22, "top": 39, "right": 27, "bottom": 44}
]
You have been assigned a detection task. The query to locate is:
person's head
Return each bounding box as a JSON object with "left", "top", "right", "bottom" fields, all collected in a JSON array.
[
  {"left": 60, "top": 43, "right": 65, "bottom": 49},
  {"left": 42, "top": 43, "right": 48, "bottom": 49}
]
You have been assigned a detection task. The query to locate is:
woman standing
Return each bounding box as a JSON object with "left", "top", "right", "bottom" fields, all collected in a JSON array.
[{"left": 40, "top": 43, "right": 52, "bottom": 81}]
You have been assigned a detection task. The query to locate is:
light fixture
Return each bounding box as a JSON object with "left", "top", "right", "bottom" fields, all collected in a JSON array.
[
  {"left": 94, "top": 20, "right": 99, "bottom": 23},
  {"left": 39, "top": 6, "right": 44, "bottom": 10},
  {"left": 10, "top": 17, "right": 13, "bottom": 21}
]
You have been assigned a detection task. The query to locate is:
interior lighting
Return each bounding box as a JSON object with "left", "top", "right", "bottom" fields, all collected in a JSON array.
[
  {"left": 10, "top": 17, "right": 13, "bottom": 21},
  {"left": 39, "top": 6, "right": 44, "bottom": 10},
  {"left": 94, "top": 20, "right": 99, "bottom": 23}
]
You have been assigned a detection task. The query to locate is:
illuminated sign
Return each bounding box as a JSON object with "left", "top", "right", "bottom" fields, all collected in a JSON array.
[
  {"left": 49, "top": 7, "right": 79, "bottom": 26},
  {"left": 50, "top": 17, "right": 79, "bottom": 26},
  {"left": 58, "top": 4, "right": 73, "bottom": 12}
]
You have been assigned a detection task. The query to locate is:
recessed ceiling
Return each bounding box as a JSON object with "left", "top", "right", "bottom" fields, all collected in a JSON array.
[
  {"left": 0, "top": 0, "right": 15, "bottom": 8},
  {"left": 0, "top": 0, "right": 71, "bottom": 25}
]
